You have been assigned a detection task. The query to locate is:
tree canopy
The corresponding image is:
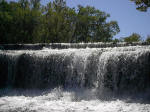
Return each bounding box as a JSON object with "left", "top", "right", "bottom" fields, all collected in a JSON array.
[
  {"left": 123, "top": 33, "right": 142, "bottom": 42},
  {"left": 146, "top": 35, "right": 150, "bottom": 42},
  {"left": 0, "top": 0, "right": 120, "bottom": 44},
  {"left": 130, "top": 0, "right": 150, "bottom": 11}
]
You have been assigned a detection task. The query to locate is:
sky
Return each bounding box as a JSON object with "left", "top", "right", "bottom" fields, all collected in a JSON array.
[{"left": 8, "top": 0, "right": 150, "bottom": 39}]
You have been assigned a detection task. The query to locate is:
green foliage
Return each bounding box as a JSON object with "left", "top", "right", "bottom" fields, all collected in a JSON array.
[
  {"left": 0, "top": 0, "right": 120, "bottom": 44},
  {"left": 130, "top": 0, "right": 150, "bottom": 11},
  {"left": 0, "top": 0, "right": 42, "bottom": 43},
  {"left": 73, "top": 6, "right": 120, "bottom": 42},
  {"left": 123, "top": 33, "right": 141, "bottom": 42},
  {"left": 112, "top": 38, "right": 120, "bottom": 43},
  {"left": 146, "top": 35, "right": 150, "bottom": 43}
]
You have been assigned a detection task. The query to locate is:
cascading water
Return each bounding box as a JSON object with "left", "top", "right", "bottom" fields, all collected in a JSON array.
[{"left": 0, "top": 43, "right": 150, "bottom": 112}]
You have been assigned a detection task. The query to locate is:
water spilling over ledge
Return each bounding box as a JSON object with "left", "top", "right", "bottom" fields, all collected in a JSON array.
[
  {"left": 1, "top": 42, "right": 150, "bottom": 50},
  {"left": 0, "top": 44, "right": 150, "bottom": 94},
  {"left": 0, "top": 43, "right": 150, "bottom": 111}
]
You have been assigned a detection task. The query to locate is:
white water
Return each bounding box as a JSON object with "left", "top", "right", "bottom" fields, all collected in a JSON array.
[{"left": 0, "top": 88, "right": 150, "bottom": 112}]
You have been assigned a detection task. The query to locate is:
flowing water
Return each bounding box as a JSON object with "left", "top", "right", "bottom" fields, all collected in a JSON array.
[{"left": 0, "top": 44, "right": 150, "bottom": 111}]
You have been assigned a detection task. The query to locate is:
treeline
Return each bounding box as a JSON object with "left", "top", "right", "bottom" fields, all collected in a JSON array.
[
  {"left": 0, "top": 0, "right": 149, "bottom": 44},
  {"left": 0, "top": 0, "right": 120, "bottom": 44},
  {"left": 114, "top": 33, "right": 150, "bottom": 43}
]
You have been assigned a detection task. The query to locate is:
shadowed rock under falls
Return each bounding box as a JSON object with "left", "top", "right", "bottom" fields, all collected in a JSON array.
[{"left": 0, "top": 45, "right": 150, "bottom": 98}]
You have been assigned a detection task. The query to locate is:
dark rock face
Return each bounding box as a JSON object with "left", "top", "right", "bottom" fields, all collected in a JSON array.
[{"left": 0, "top": 45, "right": 150, "bottom": 97}]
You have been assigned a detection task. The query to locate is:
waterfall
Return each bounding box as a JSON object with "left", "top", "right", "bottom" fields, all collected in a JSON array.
[{"left": 0, "top": 44, "right": 150, "bottom": 97}]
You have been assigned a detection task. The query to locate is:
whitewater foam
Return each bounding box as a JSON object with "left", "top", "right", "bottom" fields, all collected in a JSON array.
[{"left": 0, "top": 88, "right": 150, "bottom": 112}]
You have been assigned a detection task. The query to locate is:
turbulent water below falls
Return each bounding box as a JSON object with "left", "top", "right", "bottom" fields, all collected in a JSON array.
[
  {"left": 0, "top": 88, "right": 150, "bottom": 112},
  {"left": 0, "top": 45, "right": 150, "bottom": 111}
]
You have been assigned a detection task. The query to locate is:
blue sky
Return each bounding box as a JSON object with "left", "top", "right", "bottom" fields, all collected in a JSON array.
[{"left": 8, "top": 0, "right": 150, "bottom": 39}]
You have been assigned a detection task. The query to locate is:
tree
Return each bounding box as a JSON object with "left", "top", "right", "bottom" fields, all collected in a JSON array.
[
  {"left": 0, "top": 0, "right": 17, "bottom": 43},
  {"left": 73, "top": 5, "right": 120, "bottom": 42},
  {"left": 123, "top": 33, "right": 141, "bottom": 42},
  {"left": 130, "top": 0, "right": 150, "bottom": 11},
  {"left": 0, "top": 0, "right": 42, "bottom": 43},
  {"left": 146, "top": 35, "right": 150, "bottom": 42},
  {"left": 42, "top": 0, "right": 76, "bottom": 43},
  {"left": 112, "top": 38, "right": 120, "bottom": 43},
  {"left": 30, "top": 0, "right": 41, "bottom": 10}
]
